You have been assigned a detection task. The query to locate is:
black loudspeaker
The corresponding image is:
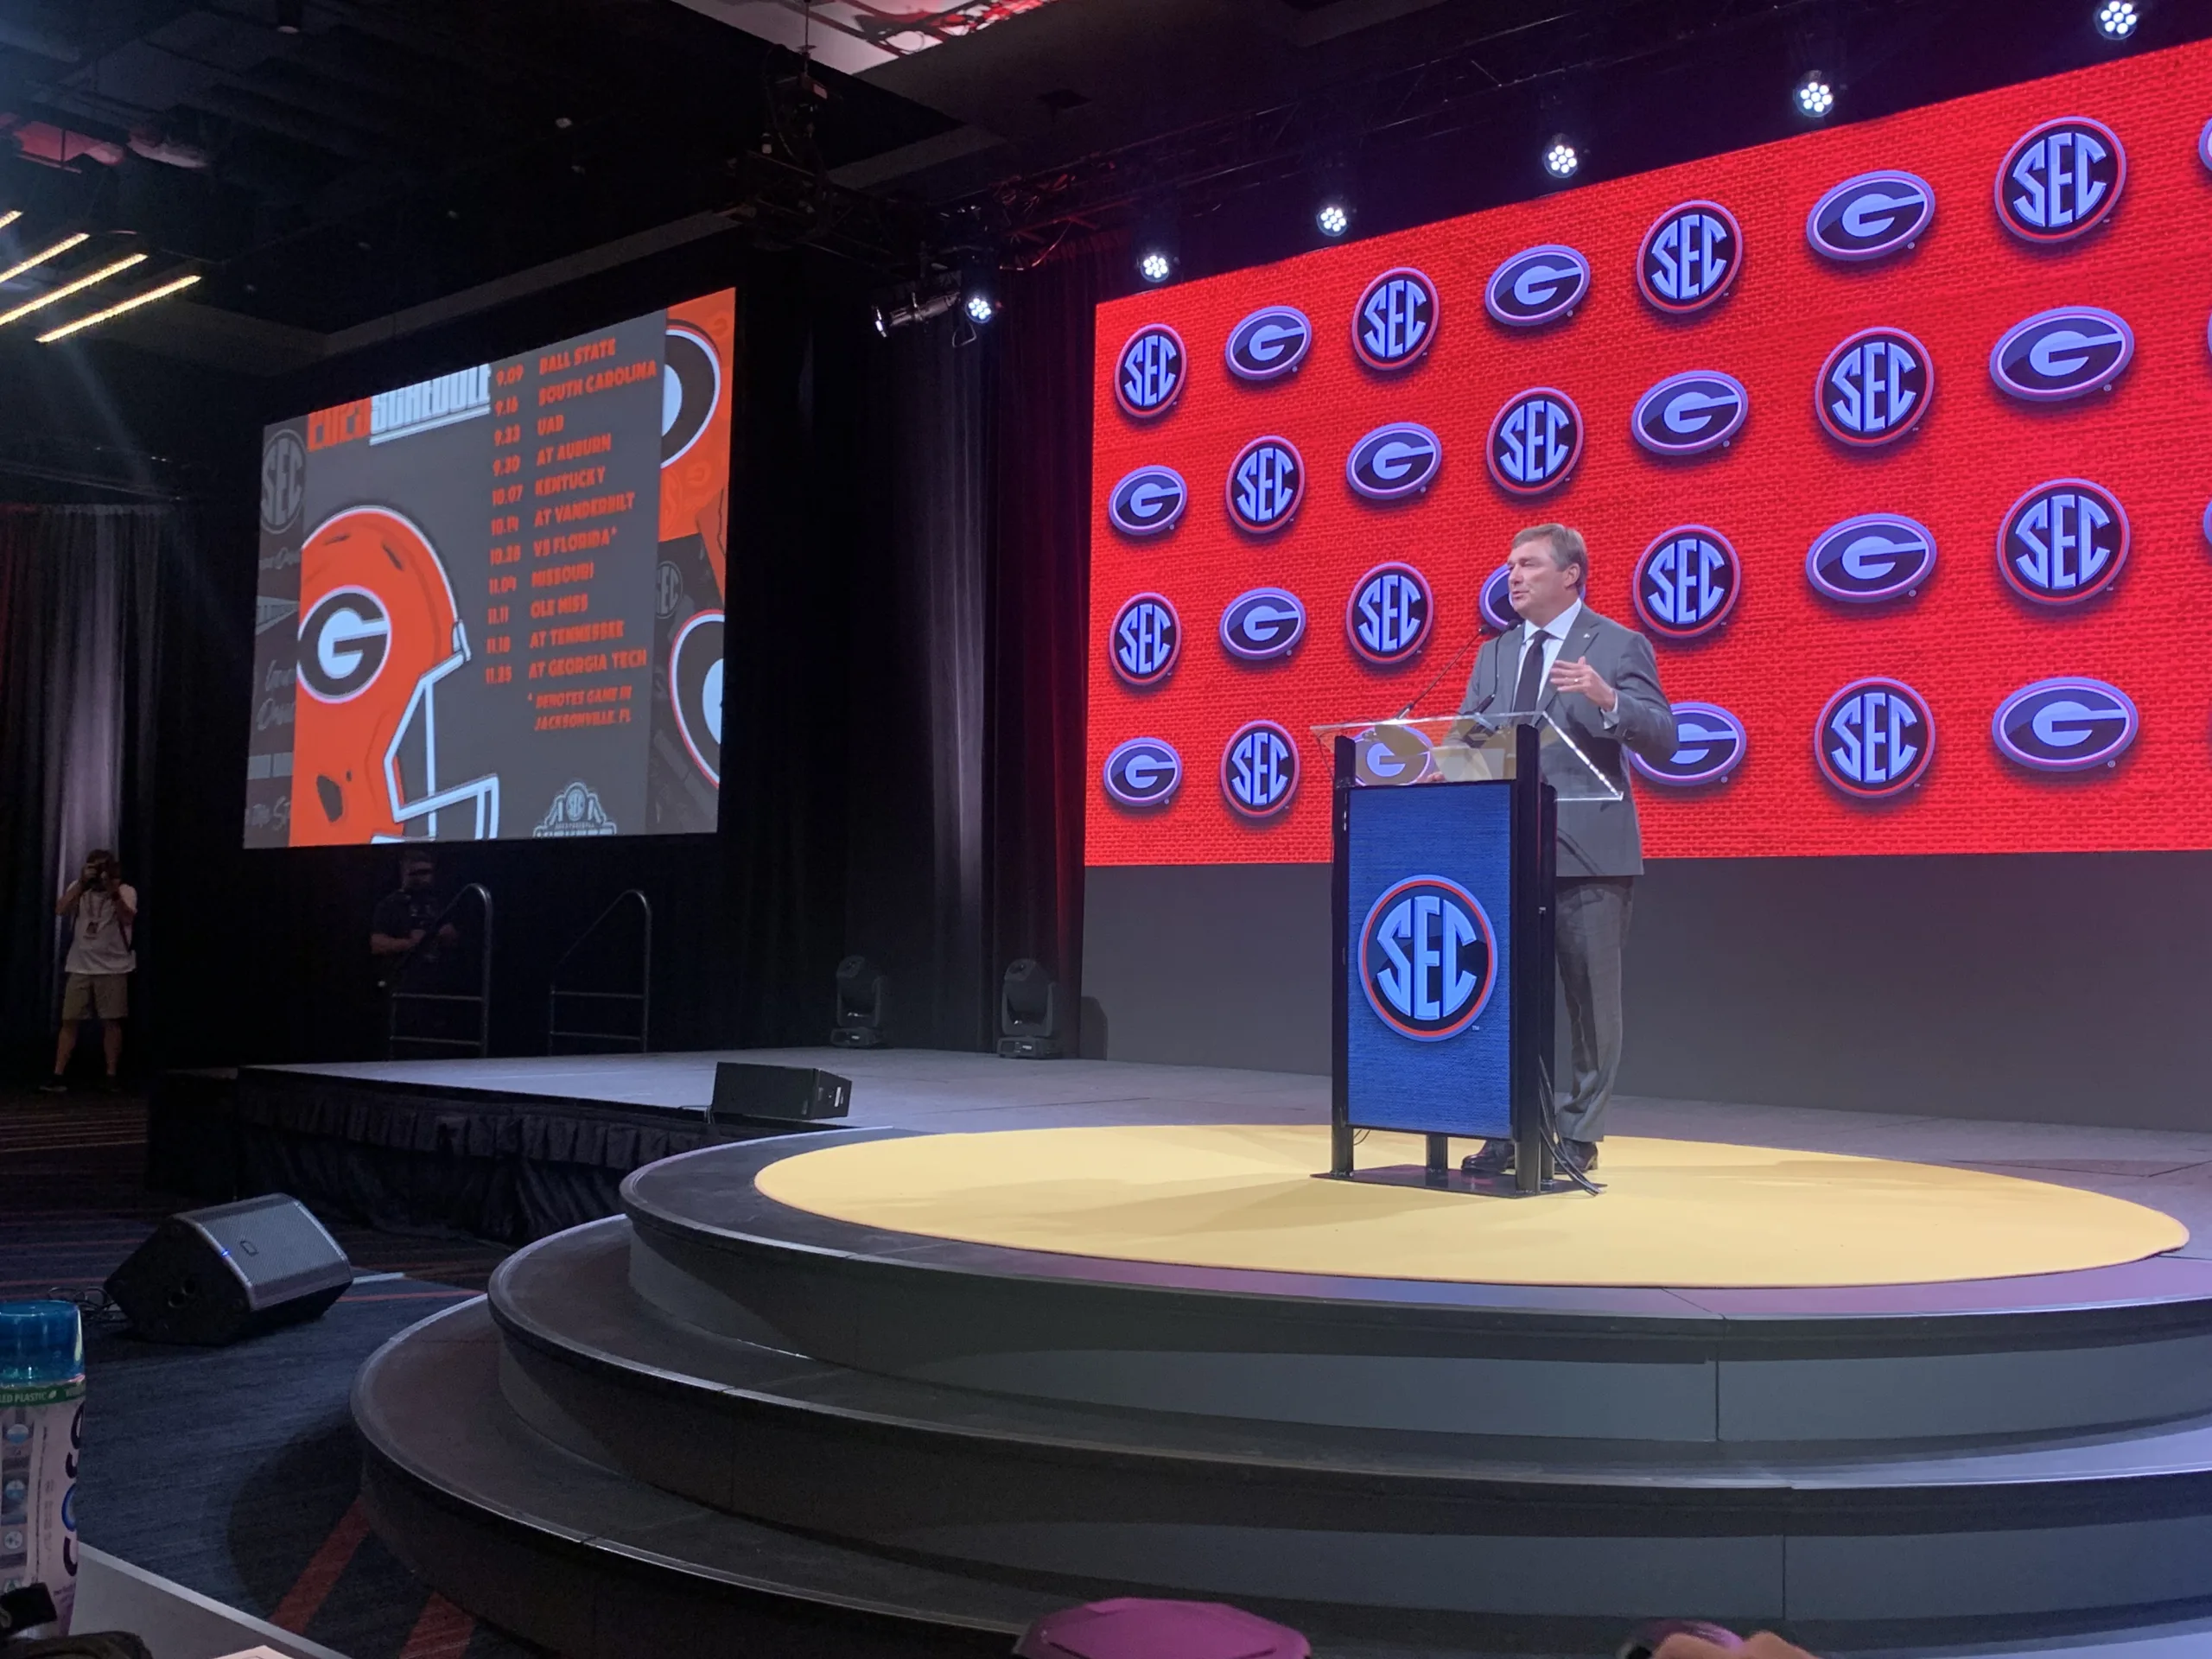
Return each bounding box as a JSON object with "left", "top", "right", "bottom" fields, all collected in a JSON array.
[
  {"left": 105, "top": 1194, "right": 353, "bottom": 1345},
  {"left": 711, "top": 1062, "right": 853, "bottom": 1124}
]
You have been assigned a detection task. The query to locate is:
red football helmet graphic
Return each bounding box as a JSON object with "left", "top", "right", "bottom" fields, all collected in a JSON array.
[{"left": 290, "top": 506, "right": 499, "bottom": 844}]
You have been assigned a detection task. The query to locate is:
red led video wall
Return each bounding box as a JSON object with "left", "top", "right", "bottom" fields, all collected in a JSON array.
[{"left": 1086, "top": 38, "right": 2212, "bottom": 865}]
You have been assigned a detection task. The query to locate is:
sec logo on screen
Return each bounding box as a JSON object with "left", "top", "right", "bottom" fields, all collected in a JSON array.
[
  {"left": 1224, "top": 306, "right": 1313, "bottom": 383},
  {"left": 1988, "top": 306, "right": 2133, "bottom": 404},
  {"left": 1487, "top": 388, "right": 1582, "bottom": 495},
  {"left": 1102, "top": 737, "right": 1183, "bottom": 810},
  {"left": 1996, "top": 117, "right": 2126, "bottom": 245},
  {"left": 1115, "top": 324, "right": 1185, "bottom": 419},
  {"left": 1478, "top": 563, "right": 1519, "bottom": 632},
  {"left": 1637, "top": 200, "right": 1742, "bottom": 315},
  {"left": 1817, "top": 327, "right": 1932, "bottom": 448},
  {"left": 1484, "top": 245, "right": 1590, "bottom": 328},
  {"left": 1226, "top": 436, "right": 1304, "bottom": 534},
  {"left": 1353, "top": 268, "right": 1439, "bottom": 371},
  {"left": 1106, "top": 465, "right": 1187, "bottom": 537},
  {"left": 1999, "top": 479, "right": 2128, "bottom": 607},
  {"left": 1806, "top": 513, "right": 1936, "bottom": 604},
  {"left": 1346, "top": 562, "right": 1433, "bottom": 666},
  {"left": 1630, "top": 702, "right": 1748, "bottom": 788},
  {"left": 1806, "top": 170, "right": 1936, "bottom": 263},
  {"left": 1220, "top": 720, "right": 1300, "bottom": 819},
  {"left": 1347, "top": 422, "right": 1442, "bottom": 502},
  {"left": 1815, "top": 678, "right": 1934, "bottom": 800},
  {"left": 1632, "top": 527, "right": 1740, "bottom": 641},
  {"left": 1630, "top": 371, "right": 1747, "bottom": 459},
  {"left": 1992, "top": 678, "right": 2138, "bottom": 773},
  {"left": 1219, "top": 588, "right": 1306, "bottom": 664},
  {"left": 1360, "top": 876, "right": 1497, "bottom": 1042},
  {"left": 1109, "top": 594, "right": 1179, "bottom": 688}
]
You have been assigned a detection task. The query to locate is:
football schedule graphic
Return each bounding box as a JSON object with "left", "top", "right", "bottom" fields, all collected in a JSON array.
[{"left": 1088, "top": 38, "right": 2212, "bottom": 866}]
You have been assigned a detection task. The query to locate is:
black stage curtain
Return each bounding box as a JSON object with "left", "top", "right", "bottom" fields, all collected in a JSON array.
[{"left": 0, "top": 505, "right": 178, "bottom": 1077}]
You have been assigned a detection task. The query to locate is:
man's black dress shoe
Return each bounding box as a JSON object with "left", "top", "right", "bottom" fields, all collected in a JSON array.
[
  {"left": 1460, "top": 1139, "right": 1515, "bottom": 1175},
  {"left": 1564, "top": 1138, "right": 1600, "bottom": 1171}
]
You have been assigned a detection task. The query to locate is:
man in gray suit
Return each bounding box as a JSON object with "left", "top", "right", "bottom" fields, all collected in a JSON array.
[{"left": 1458, "top": 523, "right": 1676, "bottom": 1175}]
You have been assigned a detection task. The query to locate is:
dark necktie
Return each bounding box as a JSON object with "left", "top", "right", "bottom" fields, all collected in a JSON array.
[{"left": 1512, "top": 626, "right": 1549, "bottom": 715}]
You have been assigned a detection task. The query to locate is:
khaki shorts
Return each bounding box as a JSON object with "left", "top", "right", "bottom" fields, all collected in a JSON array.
[{"left": 61, "top": 973, "right": 128, "bottom": 1021}]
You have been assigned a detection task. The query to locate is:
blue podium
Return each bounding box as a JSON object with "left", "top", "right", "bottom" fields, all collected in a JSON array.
[{"left": 1313, "top": 714, "right": 1618, "bottom": 1197}]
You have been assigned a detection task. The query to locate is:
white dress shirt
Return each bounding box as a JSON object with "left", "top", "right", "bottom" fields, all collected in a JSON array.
[{"left": 1512, "top": 597, "right": 1618, "bottom": 725}]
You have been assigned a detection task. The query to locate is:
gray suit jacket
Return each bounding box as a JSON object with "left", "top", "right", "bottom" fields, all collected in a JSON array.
[{"left": 1457, "top": 604, "right": 1676, "bottom": 878}]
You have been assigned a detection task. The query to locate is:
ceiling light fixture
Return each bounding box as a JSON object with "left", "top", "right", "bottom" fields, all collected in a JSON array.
[
  {"left": 1794, "top": 71, "right": 1836, "bottom": 118},
  {"left": 39, "top": 272, "right": 201, "bottom": 344},
  {"left": 0, "top": 210, "right": 20, "bottom": 232},
  {"left": 0, "top": 251, "right": 148, "bottom": 327},
  {"left": 1543, "top": 137, "right": 1580, "bottom": 179},
  {"left": 0, "top": 232, "right": 90, "bottom": 288},
  {"left": 2094, "top": 0, "right": 2139, "bottom": 38}
]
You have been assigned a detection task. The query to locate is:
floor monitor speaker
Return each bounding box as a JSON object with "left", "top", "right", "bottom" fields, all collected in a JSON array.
[
  {"left": 710, "top": 1062, "right": 853, "bottom": 1124},
  {"left": 105, "top": 1194, "right": 353, "bottom": 1345}
]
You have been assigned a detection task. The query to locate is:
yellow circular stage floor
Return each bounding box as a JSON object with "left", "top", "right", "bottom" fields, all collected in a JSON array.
[{"left": 753, "top": 1126, "right": 2187, "bottom": 1289}]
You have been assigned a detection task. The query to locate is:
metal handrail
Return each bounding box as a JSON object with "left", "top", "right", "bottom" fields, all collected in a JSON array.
[
  {"left": 547, "top": 888, "right": 652, "bottom": 1054},
  {"left": 388, "top": 882, "right": 493, "bottom": 1059}
]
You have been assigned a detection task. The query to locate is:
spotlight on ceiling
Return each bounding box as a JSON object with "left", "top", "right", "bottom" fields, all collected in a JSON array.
[
  {"left": 0, "top": 209, "right": 20, "bottom": 232},
  {"left": 0, "top": 232, "right": 88, "bottom": 289},
  {"left": 38, "top": 270, "right": 202, "bottom": 345},
  {"left": 0, "top": 251, "right": 148, "bottom": 330},
  {"left": 1794, "top": 71, "right": 1836, "bottom": 118},
  {"left": 1314, "top": 200, "right": 1351, "bottom": 238},
  {"left": 2094, "top": 0, "right": 2139, "bottom": 37},
  {"left": 1542, "top": 137, "right": 1580, "bottom": 180},
  {"left": 963, "top": 288, "right": 997, "bottom": 326},
  {"left": 1137, "top": 248, "right": 1173, "bottom": 284}
]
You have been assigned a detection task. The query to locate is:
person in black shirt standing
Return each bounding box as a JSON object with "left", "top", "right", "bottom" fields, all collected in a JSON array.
[{"left": 369, "top": 851, "right": 457, "bottom": 988}]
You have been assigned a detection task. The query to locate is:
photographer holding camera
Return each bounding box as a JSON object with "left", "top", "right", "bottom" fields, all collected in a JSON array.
[{"left": 41, "top": 849, "right": 138, "bottom": 1093}]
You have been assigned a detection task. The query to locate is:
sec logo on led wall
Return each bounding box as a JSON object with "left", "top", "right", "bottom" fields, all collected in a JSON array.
[
  {"left": 1987, "top": 306, "right": 2133, "bottom": 403},
  {"left": 1805, "top": 171, "right": 1935, "bottom": 263},
  {"left": 1805, "top": 514, "right": 1936, "bottom": 604},
  {"left": 1632, "top": 527, "right": 1740, "bottom": 641},
  {"left": 1996, "top": 116, "right": 2126, "bottom": 244},
  {"left": 1352, "top": 268, "right": 1439, "bottom": 371},
  {"left": 1815, "top": 678, "right": 1935, "bottom": 800},
  {"left": 1484, "top": 245, "right": 1589, "bottom": 328},
  {"left": 1999, "top": 479, "right": 2128, "bottom": 606},
  {"left": 1226, "top": 436, "right": 1305, "bottom": 534},
  {"left": 1224, "top": 307, "right": 1313, "bottom": 383},
  {"left": 1816, "top": 327, "right": 1933, "bottom": 448},
  {"left": 1487, "top": 388, "right": 1582, "bottom": 494},
  {"left": 1991, "top": 678, "right": 2138, "bottom": 773},
  {"left": 1109, "top": 594, "right": 1179, "bottom": 688},
  {"left": 1360, "top": 876, "right": 1496, "bottom": 1041},
  {"left": 1637, "top": 200, "right": 1742, "bottom": 315},
  {"left": 1345, "top": 563, "right": 1433, "bottom": 666},
  {"left": 1220, "top": 720, "right": 1300, "bottom": 819},
  {"left": 1115, "top": 325, "right": 1185, "bottom": 419}
]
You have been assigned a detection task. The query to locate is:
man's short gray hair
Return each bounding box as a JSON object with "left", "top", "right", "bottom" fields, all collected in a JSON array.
[{"left": 1512, "top": 522, "right": 1587, "bottom": 592}]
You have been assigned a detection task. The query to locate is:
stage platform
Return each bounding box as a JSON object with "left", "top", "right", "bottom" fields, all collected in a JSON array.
[{"left": 339, "top": 1048, "right": 2212, "bottom": 1656}]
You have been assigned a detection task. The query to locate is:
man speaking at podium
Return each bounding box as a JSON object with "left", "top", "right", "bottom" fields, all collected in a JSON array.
[{"left": 1457, "top": 524, "right": 1675, "bottom": 1178}]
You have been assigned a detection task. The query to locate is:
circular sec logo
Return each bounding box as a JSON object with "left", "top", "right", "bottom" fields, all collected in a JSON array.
[
  {"left": 1346, "top": 562, "right": 1433, "bottom": 666},
  {"left": 1806, "top": 170, "right": 1936, "bottom": 263},
  {"left": 1630, "top": 702, "right": 1748, "bottom": 788},
  {"left": 1219, "top": 588, "right": 1306, "bottom": 664},
  {"left": 1996, "top": 117, "right": 2126, "bottom": 245},
  {"left": 1220, "top": 720, "right": 1300, "bottom": 819},
  {"left": 1806, "top": 513, "right": 1936, "bottom": 604},
  {"left": 1487, "top": 387, "right": 1582, "bottom": 496},
  {"left": 1115, "top": 324, "right": 1185, "bottom": 419},
  {"left": 1346, "top": 422, "right": 1441, "bottom": 502},
  {"left": 1637, "top": 200, "right": 1743, "bottom": 315},
  {"left": 1992, "top": 678, "right": 2138, "bottom": 774},
  {"left": 1352, "top": 267, "right": 1439, "bottom": 372},
  {"left": 1817, "top": 327, "right": 1933, "bottom": 448},
  {"left": 1359, "top": 875, "right": 1497, "bottom": 1042},
  {"left": 1478, "top": 563, "right": 1519, "bottom": 632},
  {"left": 1999, "top": 478, "right": 2128, "bottom": 607},
  {"left": 1102, "top": 737, "right": 1183, "bottom": 810},
  {"left": 1226, "top": 435, "right": 1304, "bottom": 534},
  {"left": 1815, "top": 678, "right": 1935, "bottom": 800},
  {"left": 1988, "top": 306, "right": 2133, "bottom": 404},
  {"left": 1109, "top": 593, "right": 1179, "bottom": 688},
  {"left": 1484, "top": 245, "right": 1590, "bottom": 328},
  {"left": 1224, "top": 306, "right": 1313, "bottom": 383},
  {"left": 1106, "top": 465, "right": 1187, "bottom": 537},
  {"left": 1632, "top": 526, "right": 1740, "bottom": 641}
]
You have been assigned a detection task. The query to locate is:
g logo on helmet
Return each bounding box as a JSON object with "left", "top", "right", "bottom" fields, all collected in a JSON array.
[
  {"left": 1346, "top": 422, "right": 1441, "bottom": 503},
  {"left": 1102, "top": 736, "right": 1182, "bottom": 810},
  {"left": 1345, "top": 562, "right": 1432, "bottom": 666},
  {"left": 1220, "top": 720, "right": 1300, "bottom": 819},
  {"left": 1219, "top": 588, "right": 1306, "bottom": 664},
  {"left": 1815, "top": 677, "right": 1934, "bottom": 800},
  {"left": 671, "top": 610, "right": 724, "bottom": 785},
  {"left": 1109, "top": 593, "right": 1179, "bottom": 688},
  {"left": 1988, "top": 306, "right": 2133, "bottom": 404},
  {"left": 1992, "top": 678, "right": 2137, "bottom": 774},
  {"left": 662, "top": 322, "right": 722, "bottom": 466},
  {"left": 1630, "top": 371, "right": 1746, "bottom": 460},
  {"left": 1224, "top": 307, "right": 1313, "bottom": 383},
  {"left": 1360, "top": 875, "right": 1497, "bottom": 1042},
  {"left": 1352, "top": 268, "right": 1439, "bottom": 371},
  {"left": 1632, "top": 527, "right": 1739, "bottom": 641},
  {"left": 1484, "top": 245, "right": 1590, "bottom": 328},
  {"left": 1115, "top": 324, "right": 1185, "bottom": 419},
  {"left": 1999, "top": 478, "right": 2128, "bottom": 607},
  {"left": 1637, "top": 200, "right": 1742, "bottom": 315},
  {"left": 1486, "top": 388, "right": 1581, "bottom": 496},
  {"left": 1817, "top": 327, "right": 1932, "bottom": 448},
  {"left": 1806, "top": 514, "right": 1936, "bottom": 605},
  {"left": 1226, "top": 436, "right": 1304, "bottom": 534},
  {"left": 1630, "top": 702, "right": 1747, "bottom": 788},
  {"left": 1806, "top": 171, "right": 1935, "bottom": 264},
  {"left": 1107, "top": 466, "right": 1187, "bottom": 538},
  {"left": 1996, "top": 117, "right": 2125, "bottom": 245},
  {"left": 299, "top": 588, "right": 391, "bottom": 702},
  {"left": 1478, "top": 564, "right": 1519, "bottom": 632}
]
